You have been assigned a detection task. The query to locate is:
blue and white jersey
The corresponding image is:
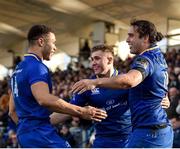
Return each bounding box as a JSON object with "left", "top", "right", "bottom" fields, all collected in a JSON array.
[
  {"left": 71, "top": 70, "right": 131, "bottom": 138},
  {"left": 129, "top": 45, "right": 169, "bottom": 128},
  {"left": 10, "top": 53, "right": 52, "bottom": 134}
]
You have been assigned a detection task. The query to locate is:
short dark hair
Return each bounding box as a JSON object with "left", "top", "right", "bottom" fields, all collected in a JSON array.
[
  {"left": 91, "top": 44, "right": 115, "bottom": 56},
  {"left": 27, "top": 24, "right": 54, "bottom": 45},
  {"left": 130, "top": 19, "right": 163, "bottom": 44}
]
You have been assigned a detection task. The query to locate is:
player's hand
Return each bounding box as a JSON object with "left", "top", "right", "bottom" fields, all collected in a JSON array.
[
  {"left": 81, "top": 106, "right": 107, "bottom": 122},
  {"left": 161, "top": 95, "right": 170, "bottom": 109},
  {"left": 71, "top": 79, "right": 96, "bottom": 94}
]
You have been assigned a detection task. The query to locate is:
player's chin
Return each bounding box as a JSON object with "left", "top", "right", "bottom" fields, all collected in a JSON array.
[
  {"left": 50, "top": 52, "right": 54, "bottom": 57},
  {"left": 48, "top": 53, "right": 54, "bottom": 60},
  {"left": 130, "top": 49, "right": 135, "bottom": 54},
  {"left": 44, "top": 56, "right": 51, "bottom": 61},
  {"left": 94, "top": 70, "right": 101, "bottom": 75}
]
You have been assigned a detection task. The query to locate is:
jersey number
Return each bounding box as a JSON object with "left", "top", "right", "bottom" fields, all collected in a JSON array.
[
  {"left": 11, "top": 76, "right": 19, "bottom": 98},
  {"left": 163, "top": 71, "right": 169, "bottom": 89}
]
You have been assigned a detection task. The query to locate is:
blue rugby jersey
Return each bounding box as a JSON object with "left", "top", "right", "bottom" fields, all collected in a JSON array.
[
  {"left": 10, "top": 53, "right": 52, "bottom": 134},
  {"left": 129, "top": 45, "right": 169, "bottom": 128},
  {"left": 70, "top": 70, "right": 132, "bottom": 138}
]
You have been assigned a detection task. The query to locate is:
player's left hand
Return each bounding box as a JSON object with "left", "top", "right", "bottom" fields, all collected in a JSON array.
[
  {"left": 71, "top": 79, "right": 96, "bottom": 94},
  {"left": 161, "top": 95, "right": 170, "bottom": 109}
]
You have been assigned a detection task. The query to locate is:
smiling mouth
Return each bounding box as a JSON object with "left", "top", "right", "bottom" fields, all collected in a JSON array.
[
  {"left": 128, "top": 45, "right": 132, "bottom": 49},
  {"left": 92, "top": 67, "right": 99, "bottom": 71},
  {"left": 50, "top": 52, "right": 54, "bottom": 55},
  {"left": 93, "top": 68, "right": 98, "bottom": 70}
]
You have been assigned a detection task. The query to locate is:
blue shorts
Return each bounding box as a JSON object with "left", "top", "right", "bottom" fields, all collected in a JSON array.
[
  {"left": 127, "top": 125, "right": 173, "bottom": 148},
  {"left": 17, "top": 126, "right": 71, "bottom": 148},
  {"left": 92, "top": 135, "right": 129, "bottom": 148}
]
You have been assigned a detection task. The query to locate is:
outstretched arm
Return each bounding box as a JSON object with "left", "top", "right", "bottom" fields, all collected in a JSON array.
[
  {"left": 95, "top": 69, "right": 142, "bottom": 89},
  {"left": 72, "top": 69, "right": 143, "bottom": 94},
  {"left": 31, "top": 81, "right": 107, "bottom": 122}
]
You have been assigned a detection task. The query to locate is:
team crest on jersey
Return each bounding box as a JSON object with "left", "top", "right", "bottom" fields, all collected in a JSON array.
[
  {"left": 91, "top": 88, "right": 100, "bottom": 95},
  {"left": 136, "top": 57, "right": 148, "bottom": 69}
]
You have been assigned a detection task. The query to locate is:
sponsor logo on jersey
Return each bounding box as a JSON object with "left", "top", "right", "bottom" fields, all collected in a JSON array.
[
  {"left": 106, "top": 99, "right": 115, "bottom": 105},
  {"left": 91, "top": 88, "right": 100, "bottom": 95}
]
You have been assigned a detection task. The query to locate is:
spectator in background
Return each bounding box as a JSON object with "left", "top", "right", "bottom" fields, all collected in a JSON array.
[
  {"left": 6, "top": 130, "right": 18, "bottom": 148},
  {"left": 166, "top": 87, "right": 180, "bottom": 119},
  {"left": 79, "top": 40, "right": 91, "bottom": 60},
  {"left": 13, "top": 56, "right": 22, "bottom": 69},
  {"left": 0, "top": 94, "right": 9, "bottom": 113},
  {"left": 58, "top": 124, "right": 76, "bottom": 147},
  {"left": 170, "top": 117, "right": 180, "bottom": 147},
  {"left": 176, "top": 101, "right": 180, "bottom": 115},
  {"left": 0, "top": 77, "right": 9, "bottom": 98},
  {"left": 169, "top": 73, "right": 179, "bottom": 88},
  {"left": 69, "top": 117, "right": 83, "bottom": 148},
  {"left": 0, "top": 94, "right": 9, "bottom": 127},
  {"left": 0, "top": 132, "right": 5, "bottom": 147}
]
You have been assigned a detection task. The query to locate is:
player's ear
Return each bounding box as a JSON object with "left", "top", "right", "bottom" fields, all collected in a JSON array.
[
  {"left": 143, "top": 35, "right": 149, "bottom": 43},
  {"left": 37, "top": 37, "right": 44, "bottom": 47},
  {"left": 107, "top": 56, "right": 113, "bottom": 65}
]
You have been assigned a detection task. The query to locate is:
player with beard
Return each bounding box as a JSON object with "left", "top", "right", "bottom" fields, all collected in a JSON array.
[
  {"left": 9, "top": 25, "right": 107, "bottom": 148},
  {"left": 72, "top": 20, "right": 173, "bottom": 148}
]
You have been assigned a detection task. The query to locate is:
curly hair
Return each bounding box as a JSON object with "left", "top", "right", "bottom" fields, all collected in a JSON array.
[{"left": 130, "top": 19, "right": 163, "bottom": 44}]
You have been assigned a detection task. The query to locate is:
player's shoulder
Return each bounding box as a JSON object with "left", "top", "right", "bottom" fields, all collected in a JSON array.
[
  {"left": 28, "top": 61, "right": 49, "bottom": 75},
  {"left": 134, "top": 54, "right": 151, "bottom": 65},
  {"left": 143, "top": 46, "right": 162, "bottom": 59}
]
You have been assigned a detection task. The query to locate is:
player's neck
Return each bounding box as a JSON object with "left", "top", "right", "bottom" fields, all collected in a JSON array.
[
  {"left": 140, "top": 43, "right": 157, "bottom": 55},
  {"left": 138, "top": 43, "right": 151, "bottom": 54},
  {"left": 28, "top": 47, "right": 43, "bottom": 60},
  {"left": 98, "top": 67, "right": 114, "bottom": 78}
]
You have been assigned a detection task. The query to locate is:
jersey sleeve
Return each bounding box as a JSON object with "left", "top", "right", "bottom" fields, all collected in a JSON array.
[
  {"left": 131, "top": 55, "right": 154, "bottom": 80},
  {"left": 70, "top": 92, "right": 88, "bottom": 106},
  {"left": 28, "top": 63, "right": 49, "bottom": 85}
]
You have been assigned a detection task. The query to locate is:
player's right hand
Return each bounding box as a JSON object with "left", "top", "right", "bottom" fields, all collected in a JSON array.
[
  {"left": 71, "top": 79, "right": 96, "bottom": 94},
  {"left": 81, "top": 106, "right": 107, "bottom": 122}
]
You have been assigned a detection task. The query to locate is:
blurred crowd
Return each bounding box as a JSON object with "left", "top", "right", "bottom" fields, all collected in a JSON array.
[
  {"left": 0, "top": 48, "right": 179, "bottom": 147},
  {"left": 164, "top": 48, "right": 180, "bottom": 148}
]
